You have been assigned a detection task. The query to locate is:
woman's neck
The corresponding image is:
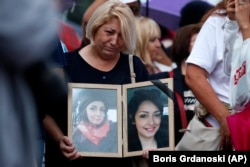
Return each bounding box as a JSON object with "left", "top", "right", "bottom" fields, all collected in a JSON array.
[
  {"left": 79, "top": 45, "right": 120, "bottom": 72},
  {"left": 139, "top": 136, "right": 157, "bottom": 150}
]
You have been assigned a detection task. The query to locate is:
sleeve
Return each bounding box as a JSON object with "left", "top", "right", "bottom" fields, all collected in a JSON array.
[{"left": 186, "top": 16, "right": 220, "bottom": 73}]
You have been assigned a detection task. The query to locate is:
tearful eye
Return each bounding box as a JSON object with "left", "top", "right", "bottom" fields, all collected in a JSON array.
[{"left": 106, "top": 30, "right": 113, "bottom": 34}]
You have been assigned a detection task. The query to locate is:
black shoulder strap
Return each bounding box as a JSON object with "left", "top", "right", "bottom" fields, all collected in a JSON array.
[
  {"left": 168, "top": 69, "right": 188, "bottom": 129},
  {"left": 151, "top": 79, "right": 174, "bottom": 100},
  {"left": 152, "top": 72, "right": 188, "bottom": 129}
]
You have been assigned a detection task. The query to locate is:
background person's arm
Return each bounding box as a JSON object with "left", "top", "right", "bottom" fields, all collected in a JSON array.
[{"left": 185, "top": 64, "right": 232, "bottom": 150}]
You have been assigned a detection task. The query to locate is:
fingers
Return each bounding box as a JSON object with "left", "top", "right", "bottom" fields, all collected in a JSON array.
[
  {"left": 227, "top": 0, "right": 236, "bottom": 20},
  {"left": 220, "top": 135, "right": 233, "bottom": 150},
  {"left": 142, "top": 150, "right": 149, "bottom": 159},
  {"left": 224, "top": 133, "right": 233, "bottom": 150},
  {"left": 142, "top": 148, "right": 156, "bottom": 159},
  {"left": 63, "top": 149, "right": 82, "bottom": 160},
  {"left": 234, "top": 0, "right": 250, "bottom": 30},
  {"left": 228, "top": 0, "right": 235, "bottom": 8},
  {"left": 235, "top": 0, "right": 240, "bottom": 6},
  {"left": 60, "top": 136, "right": 74, "bottom": 152},
  {"left": 219, "top": 123, "right": 233, "bottom": 151},
  {"left": 59, "top": 136, "right": 82, "bottom": 160},
  {"left": 61, "top": 136, "right": 72, "bottom": 145}
]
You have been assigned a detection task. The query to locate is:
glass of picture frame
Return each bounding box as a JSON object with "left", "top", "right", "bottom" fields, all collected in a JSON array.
[
  {"left": 122, "top": 78, "right": 175, "bottom": 157},
  {"left": 67, "top": 83, "right": 123, "bottom": 157},
  {"left": 67, "top": 78, "right": 174, "bottom": 158}
]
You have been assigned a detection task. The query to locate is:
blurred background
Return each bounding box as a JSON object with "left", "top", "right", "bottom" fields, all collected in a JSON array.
[{"left": 58, "top": 0, "right": 220, "bottom": 52}]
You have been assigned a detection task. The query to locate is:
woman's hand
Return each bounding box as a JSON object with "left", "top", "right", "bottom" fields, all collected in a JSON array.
[
  {"left": 59, "top": 136, "right": 82, "bottom": 160},
  {"left": 227, "top": 0, "right": 236, "bottom": 20},
  {"left": 235, "top": 0, "right": 250, "bottom": 31},
  {"left": 219, "top": 116, "right": 233, "bottom": 150},
  {"left": 142, "top": 148, "right": 156, "bottom": 159}
]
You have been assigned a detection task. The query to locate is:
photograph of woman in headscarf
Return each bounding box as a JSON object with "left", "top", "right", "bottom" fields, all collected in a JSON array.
[{"left": 72, "top": 89, "right": 118, "bottom": 153}]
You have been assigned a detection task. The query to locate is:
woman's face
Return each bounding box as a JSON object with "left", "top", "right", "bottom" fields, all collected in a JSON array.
[
  {"left": 147, "top": 37, "right": 161, "bottom": 61},
  {"left": 86, "top": 101, "right": 106, "bottom": 126},
  {"left": 135, "top": 100, "right": 161, "bottom": 139},
  {"left": 93, "top": 17, "right": 125, "bottom": 59}
]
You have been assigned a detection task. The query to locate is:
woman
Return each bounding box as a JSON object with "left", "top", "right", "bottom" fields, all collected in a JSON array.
[
  {"left": 64, "top": 2, "right": 148, "bottom": 84},
  {"left": 127, "top": 89, "right": 169, "bottom": 152},
  {"left": 135, "top": 16, "right": 176, "bottom": 75},
  {"left": 185, "top": 0, "right": 236, "bottom": 150},
  {"left": 72, "top": 90, "right": 117, "bottom": 153},
  {"left": 149, "top": 23, "right": 201, "bottom": 144},
  {"left": 81, "top": 0, "right": 141, "bottom": 47},
  {"left": 223, "top": 0, "right": 250, "bottom": 150},
  {"left": 44, "top": 1, "right": 149, "bottom": 167}
]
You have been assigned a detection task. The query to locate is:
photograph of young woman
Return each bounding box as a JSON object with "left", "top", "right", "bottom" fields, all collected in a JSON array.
[
  {"left": 72, "top": 89, "right": 117, "bottom": 153},
  {"left": 127, "top": 88, "right": 169, "bottom": 153}
]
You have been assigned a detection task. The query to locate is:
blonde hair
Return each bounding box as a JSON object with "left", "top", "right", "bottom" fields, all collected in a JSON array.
[
  {"left": 86, "top": 0, "right": 136, "bottom": 54},
  {"left": 135, "top": 16, "right": 161, "bottom": 66}
]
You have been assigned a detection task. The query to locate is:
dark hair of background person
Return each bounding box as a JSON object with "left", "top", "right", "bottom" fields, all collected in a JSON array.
[
  {"left": 127, "top": 89, "right": 169, "bottom": 151},
  {"left": 170, "top": 23, "right": 202, "bottom": 67},
  {"left": 179, "top": 1, "right": 214, "bottom": 27},
  {"left": 165, "top": 1, "right": 213, "bottom": 59},
  {"left": 67, "top": 0, "right": 93, "bottom": 25},
  {"left": 67, "top": 0, "right": 141, "bottom": 26},
  {"left": 126, "top": 0, "right": 141, "bottom": 16}
]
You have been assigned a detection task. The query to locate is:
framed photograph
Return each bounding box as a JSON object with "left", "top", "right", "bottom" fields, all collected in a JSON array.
[
  {"left": 67, "top": 83, "right": 122, "bottom": 157},
  {"left": 122, "top": 78, "right": 174, "bottom": 157}
]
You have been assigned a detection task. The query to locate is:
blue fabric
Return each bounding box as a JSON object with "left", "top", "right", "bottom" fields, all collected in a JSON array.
[
  {"left": 35, "top": 138, "right": 45, "bottom": 167},
  {"left": 51, "top": 38, "right": 68, "bottom": 67}
]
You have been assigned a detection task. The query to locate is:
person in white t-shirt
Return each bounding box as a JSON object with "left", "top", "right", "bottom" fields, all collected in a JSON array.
[
  {"left": 185, "top": 0, "right": 234, "bottom": 150},
  {"left": 222, "top": 0, "right": 250, "bottom": 151}
]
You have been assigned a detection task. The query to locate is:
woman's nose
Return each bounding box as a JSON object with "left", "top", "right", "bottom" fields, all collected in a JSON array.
[
  {"left": 110, "top": 35, "right": 119, "bottom": 45},
  {"left": 155, "top": 39, "right": 161, "bottom": 47},
  {"left": 147, "top": 116, "right": 155, "bottom": 125},
  {"left": 96, "top": 110, "right": 102, "bottom": 115}
]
